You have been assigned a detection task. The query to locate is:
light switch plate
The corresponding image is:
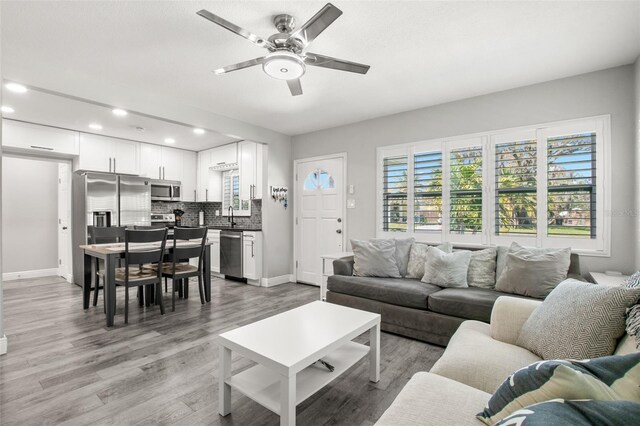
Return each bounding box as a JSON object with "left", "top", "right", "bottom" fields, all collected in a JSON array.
[
  {"left": 348, "top": 184, "right": 355, "bottom": 194},
  {"left": 347, "top": 198, "right": 356, "bottom": 209}
]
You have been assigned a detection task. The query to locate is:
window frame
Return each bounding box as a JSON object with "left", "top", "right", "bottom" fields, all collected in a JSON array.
[{"left": 376, "top": 115, "right": 611, "bottom": 256}]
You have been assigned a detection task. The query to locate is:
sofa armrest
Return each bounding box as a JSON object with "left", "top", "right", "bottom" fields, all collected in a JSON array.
[
  {"left": 490, "top": 296, "right": 542, "bottom": 345},
  {"left": 332, "top": 256, "right": 354, "bottom": 276}
]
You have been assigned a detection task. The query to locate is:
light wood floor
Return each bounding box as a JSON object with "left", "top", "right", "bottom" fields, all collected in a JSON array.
[{"left": 0, "top": 275, "right": 444, "bottom": 425}]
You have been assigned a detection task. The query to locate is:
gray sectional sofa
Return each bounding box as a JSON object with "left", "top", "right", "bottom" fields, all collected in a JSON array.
[{"left": 327, "top": 246, "right": 584, "bottom": 346}]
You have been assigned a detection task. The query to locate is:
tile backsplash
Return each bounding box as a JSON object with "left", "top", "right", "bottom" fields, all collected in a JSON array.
[{"left": 151, "top": 200, "right": 262, "bottom": 229}]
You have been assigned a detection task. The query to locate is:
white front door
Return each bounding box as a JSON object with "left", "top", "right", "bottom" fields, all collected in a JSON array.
[
  {"left": 295, "top": 156, "right": 345, "bottom": 285},
  {"left": 57, "top": 163, "right": 72, "bottom": 282}
]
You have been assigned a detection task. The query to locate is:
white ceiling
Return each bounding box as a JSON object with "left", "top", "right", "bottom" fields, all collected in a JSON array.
[{"left": 2, "top": 1, "right": 639, "bottom": 136}]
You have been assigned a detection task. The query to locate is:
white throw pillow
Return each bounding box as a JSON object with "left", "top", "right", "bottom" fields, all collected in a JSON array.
[
  {"left": 351, "top": 239, "right": 401, "bottom": 278},
  {"left": 421, "top": 247, "right": 472, "bottom": 288},
  {"left": 406, "top": 242, "right": 453, "bottom": 279}
]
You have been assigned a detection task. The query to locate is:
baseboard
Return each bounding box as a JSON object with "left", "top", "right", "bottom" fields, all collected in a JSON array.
[
  {"left": 260, "top": 274, "right": 294, "bottom": 287},
  {"left": 0, "top": 335, "right": 7, "bottom": 355},
  {"left": 2, "top": 268, "right": 59, "bottom": 281}
]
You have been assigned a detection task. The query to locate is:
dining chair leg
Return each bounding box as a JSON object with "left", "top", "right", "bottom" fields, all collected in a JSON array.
[
  {"left": 172, "top": 278, "right": 176, "bottom": 312},
  {"left": 124, "top": 286, "right": 129, "bottom": 324},
  {"left": 184, "top": 278, "right": 189, "bottom": 299},
  {"left": 93, "top": 275, "right": 100, "bottom": 307},
  {"left": 165, "top": 277, "right": 168, "bottom": 293},
  {"left": 198, "top": 273, "right": 205, "bottom": 305},
  {"left": 157, "top": 282, "right": 165, "bottom": 315},
  {"left": 137, "top": 286, "right": 144, "bottom": 307}
]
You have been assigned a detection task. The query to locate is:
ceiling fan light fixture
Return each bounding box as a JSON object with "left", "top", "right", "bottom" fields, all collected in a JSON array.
[{"left": 262, "top": 51, "right": 305, "bottom": 80}]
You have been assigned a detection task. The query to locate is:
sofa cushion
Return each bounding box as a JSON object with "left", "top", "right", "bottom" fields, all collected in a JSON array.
[
  {"left": 375, "top": 372, "right": 489, "bottom": 426},
  {"left": 517, "top": 279, "right": 640, "bottom": 360},
  {"left": 428, "top": 287, "right": 527, "bottom": 322},
  {"left": 430, "top": 321, "right": 541, "bottom": 394},
  {"left": 327, "top": 275, "right": 441, "bottom": 310}
]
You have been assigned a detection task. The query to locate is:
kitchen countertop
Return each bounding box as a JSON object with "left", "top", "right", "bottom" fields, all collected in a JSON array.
[{"left": 207, "top": 226, "right": 262, "bottom": 232}]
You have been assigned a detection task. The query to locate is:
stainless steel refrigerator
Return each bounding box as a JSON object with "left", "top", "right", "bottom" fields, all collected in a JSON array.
[{"left": 72, "top": 172, "right": 151, "bottom": 286}]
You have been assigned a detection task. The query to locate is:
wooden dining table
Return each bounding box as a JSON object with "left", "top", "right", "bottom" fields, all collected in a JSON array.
[{"left": 80, "top": 240, "right": 212, "bottom": 327}]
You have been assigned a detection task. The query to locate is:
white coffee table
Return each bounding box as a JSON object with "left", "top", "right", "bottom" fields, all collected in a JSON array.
[{"left": 218, "top": 301, "right": 381, "bottom": 426}]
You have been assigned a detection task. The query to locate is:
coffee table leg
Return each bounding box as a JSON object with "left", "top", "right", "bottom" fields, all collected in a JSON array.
[
  {"left": 219, "top": 345, "right": 232, "bottom": 416},
  {"left": 369, "top": 322, "right": 380, "bottom": 383},
  {"left": 280, "top": 374, "right": 296, "bottom": 426}
]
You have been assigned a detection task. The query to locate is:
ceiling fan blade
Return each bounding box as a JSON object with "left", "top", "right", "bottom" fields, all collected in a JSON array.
[
  {"left": 197, "top": 10, "right": 274, "bottom": 49},
  {"left": 213, "top": 57, "right": 265, "bottom": 75},
  {"left": 287, "top": 79, "right": 303, "bottom": 96},
  {"left": 305, "top": 53, "right": 370, "bottom": 74},
  {"left": 288, "top": 3, "right": 342, "bottom": 45}
]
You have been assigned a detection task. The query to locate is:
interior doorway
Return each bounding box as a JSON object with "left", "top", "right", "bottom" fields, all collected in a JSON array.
[
  {"left": 1, "top": 154, "right": 73, "bottom": 282},
  {"left": 294, "top": 153, "right": 346, "bottom": 286}
]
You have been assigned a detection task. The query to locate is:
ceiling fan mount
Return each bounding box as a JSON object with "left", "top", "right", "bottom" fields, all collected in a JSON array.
[{"left": 197, "top": 3, "right": 370, "bottom": 96}]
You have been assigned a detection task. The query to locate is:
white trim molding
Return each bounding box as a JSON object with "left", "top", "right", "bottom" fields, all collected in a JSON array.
[
  {"left": 0, "top": 335, "right": 7, "bottom": 355},
  {"left": 3, "top": 268, "right": 59, "bottom": 281},
  {"left": 260, "top": 274, "right": 294, "bottom": 287}
]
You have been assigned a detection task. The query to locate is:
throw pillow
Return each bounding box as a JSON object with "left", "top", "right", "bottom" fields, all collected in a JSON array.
[
  {"left": 493, "top": 400, "right": 640, "bottom": 426},
  {"left": 625, "top": 271, "right": 640, "bottom": 349},
  {"left": 476, "top": 352, "right": 640, "bottom": 425},
  {"left": 467, "top": 247, "right": 497, "bottom": 289},
  {"left": 625, "top": 270, "right": 640, "bottom": 288},
  {"left": 372, "top": 237, "right": 415, "bottom": 277},
  {"left": 350, "top": 239, "right": 400, "bottom": 278},
  {"left": 495, "top": 246, "right": 571, "bottom": 299},
  {"left": 421, "top": 247, "right": 472, "bottom": 288},
  {"left": 516, "top": 279, "right": 640, "bottom": 359},
  {"left": 495, "top": 242, "right": 568, "bottom": 282},
  {"left": 406, "top": 242, "right": 452, "bottom": 279}
]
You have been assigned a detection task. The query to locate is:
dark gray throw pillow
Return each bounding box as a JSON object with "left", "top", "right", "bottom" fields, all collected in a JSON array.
[
  {"left": 517, "top": 279, "right": 640, "bottom": 360},
  {"left": 495, "top": 246, "right": 571, "bottom": 299},
  {"left": 350, "top": 239, "right": 400, "bottom": 278}
]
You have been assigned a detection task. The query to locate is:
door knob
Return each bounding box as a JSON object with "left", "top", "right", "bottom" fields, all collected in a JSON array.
[
  {"left": 62, "top": 226, "right": 68, "bottom": 230},
  {"left": 336, "top": 229, "right": 342, "bottom": 234},
  {"left": 337, "top": 218, "right": 342, "bottom": 223}
]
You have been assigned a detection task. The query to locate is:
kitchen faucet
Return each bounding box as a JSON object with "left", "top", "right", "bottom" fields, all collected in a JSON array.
[{"left": 228, "top": 206, "right": 236, "bottom": 228}]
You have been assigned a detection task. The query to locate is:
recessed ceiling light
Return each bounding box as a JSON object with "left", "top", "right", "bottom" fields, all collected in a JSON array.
[
  {"left": 5, "top": 82, "right": 27, "bottom": 93},
  {"left": 112, "top": 108, "right": 128, "bottom": 116},
  {"left": 1, "top": 105, "right": 15, "bottom": 114},
  {"left": 164, "top": 138, "right": 176, "bottom": 144},
  {"left": 88, "top": 123, "right": 103, "bottom": 130},
  {"left": 193, "top": 128, "right": 205, "bottom": 135}
]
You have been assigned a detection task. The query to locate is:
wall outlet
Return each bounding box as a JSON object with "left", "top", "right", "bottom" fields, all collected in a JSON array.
[{"left": 215, "top": 210, "right": 220, "bottom": 216}]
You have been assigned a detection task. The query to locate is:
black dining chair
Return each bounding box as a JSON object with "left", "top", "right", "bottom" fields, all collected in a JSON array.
[
  {"left": 134, "top": 225, "right": 167, "bottom": 230},
  {"left": 115, "top": 228, "right": 168, "bottom": 324},
  {"left": 158, "top": 227, "right": 207, "bottom": 311},
  {"left": 88, "top": 226, "right": 126, "bottom": 308}
]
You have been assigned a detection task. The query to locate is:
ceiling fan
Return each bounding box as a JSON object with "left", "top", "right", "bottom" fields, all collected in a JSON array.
[{"left": 196, "top": 3, "right": 370, "bottom": 96}]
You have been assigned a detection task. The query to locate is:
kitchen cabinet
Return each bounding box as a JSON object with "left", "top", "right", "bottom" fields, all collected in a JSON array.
[
  {"left": 209, "top": 229, "right": 221, "bottom": 274},
  {"left": 239, "top": 141, "right": 263, "bottom": 201},
  {"left": 242, "top": 231, "right": 262, "bottom": 282},
  {"left": 182, "top": 150, "right": 197, "bottom": 202},
  {"left": 140, "top": 144, "right": 183, "bottom": 181},
  {"left": 77, "top": 134, "right": 140, "bottom": 174},
  {"left": 197, "top": 148, "right": 221, "bottom": 202},
  {"left": 210, "top": 143, "right": 237, "bottom": 166},
  {"left": 2, "top": 119, "right": 79, "bottom": 157}
]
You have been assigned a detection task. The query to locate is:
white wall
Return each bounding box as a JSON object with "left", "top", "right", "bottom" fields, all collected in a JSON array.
[
  {"left": 635, "top": 56, "right": 640, "bottom": 270},
  {"left": 293, "top": 65, "right": 637, "bottom": 275},
  {"left": 2, "top": 155, "right": 59, "bottom": 274},
  {"left": 261, "top": 140, "right": 293, "bottom": 280}
]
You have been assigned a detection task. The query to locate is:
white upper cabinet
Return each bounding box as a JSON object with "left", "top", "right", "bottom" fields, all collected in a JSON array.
[
  {"left": 238, "top": 141, "right": 263, "bottom": 200},
  {"left": 2, "top": 120, "right": 79, "bottom": 157},
  {"left": 162, "top": 146, "right": 183, "bottom": 181},
  {"left": 140, "top": 144, "right": 163, "bottom": 179},
  {"left": 77, "top": 133, "right": 140, "bottom": 174},
  {"left": 182, "top": 150, "right": 197, "bottom": 202},
  {"left": 211, "top": 143, "right": 238, "bottom": 166}
]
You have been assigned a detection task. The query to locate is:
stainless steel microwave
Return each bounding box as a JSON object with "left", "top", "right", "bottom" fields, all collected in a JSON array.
[{"left": 150, "top": 180, "right": 181, "bottom": 201}]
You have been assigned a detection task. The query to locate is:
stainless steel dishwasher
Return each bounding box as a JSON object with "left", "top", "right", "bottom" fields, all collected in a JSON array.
[{"left": 220, "top": 230, "right": 243, "bottom": 279}]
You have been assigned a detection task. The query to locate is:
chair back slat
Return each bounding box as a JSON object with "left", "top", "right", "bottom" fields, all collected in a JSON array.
[
  {"left": 88, "top": 226, "right": 126, "bottom": 244},
  {"left": 134, "top": 225, "right": 167, "bottom": 230},
  {"left": 171, "top": 227, "right": 207, "bottom": 271},
  {"left": 125, "top": 229, "right": 167, "bottom": 270}
]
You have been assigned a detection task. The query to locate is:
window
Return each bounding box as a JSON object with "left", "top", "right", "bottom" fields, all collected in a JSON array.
[
  {"left": 222, "top": 169, "right": 240, "bottom": 212},
  {"left": 495, "top": 139, "right": 537, "bottom": 236},
  {"left": 547, "top": 132, "right": 596, "bottom": 238},
  {"left": 414, "top": 151, "right": 442, "bottom": 232},
  {"left": 304, "top": 170, "right": 335, "bottom": 190},
  {"left": 382, "top": 156, "right": 408, "bottom": 232},
  {"left": 377, "top": 116, "right": 609, "bottom": 254},
  {"left": 450, "top": 145, "right": 482, "bottom": 235}
]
